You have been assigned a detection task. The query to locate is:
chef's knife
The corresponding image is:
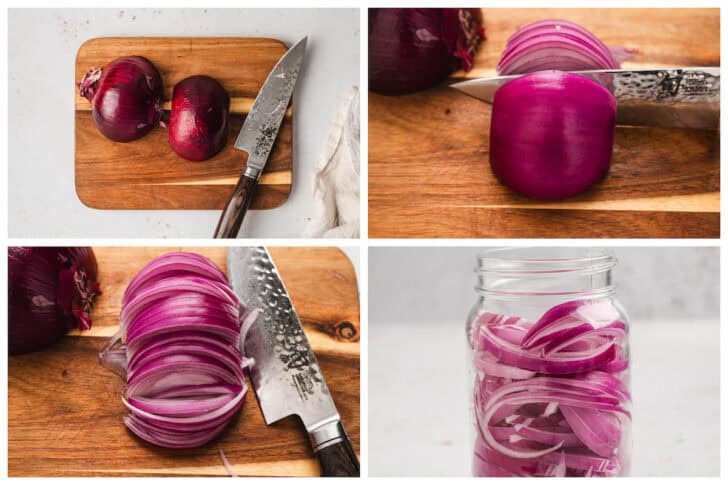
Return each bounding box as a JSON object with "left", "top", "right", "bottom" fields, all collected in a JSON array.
[
  {"left": 214, "top": 37, "right": 307, "bottom": 238},
  {"left": 451, "top": 67, "right": 720, "bottom": 129},
  {"left": 228, "top": 247, "right": 359, "bottom": 477}
]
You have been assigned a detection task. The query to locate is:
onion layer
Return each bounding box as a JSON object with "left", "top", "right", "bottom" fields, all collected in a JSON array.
[
  {"left": 101, "top": 252, "right": 254, "bottom": 449},
  {"left": 169, "top": 75, "right": 230, "bottom": 161},
  {"left": 489, "top": 70, "right": 616, "bottom": 200},
  {"left": 472, "top": 300, "right": 631, "bottom": 477},
  {"left": 79, "top": 56, "right": 163, "bottom": 142},
  {"left": 8, "top": 247, "right": 100, "bottom": 355},
  {"left": 369, "top": 8, "right": 485, "bottom": 95}
]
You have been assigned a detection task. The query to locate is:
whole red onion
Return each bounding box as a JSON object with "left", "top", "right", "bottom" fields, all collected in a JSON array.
[
  {"left": 8, "top": 247, "right": 101, "bottom": 355},
  {"left": 489, "top": 70, "right": 616, "bottom": 200},
  {"left": 78, "top": 56, "right": 163, "bottom": 142},
  {"left": 169, "top": 75, "right": 230, "bottom": 161},
  {"left": 369, "top": 8, "right": 485, "bottom": 95}
]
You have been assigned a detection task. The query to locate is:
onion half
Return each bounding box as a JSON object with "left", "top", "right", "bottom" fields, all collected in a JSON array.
[
  {"left": 8, "top": 247, "right": 100, "bottom": 355},
  {"left": 169, "top": 75, "right": 230, "bottom": 161},
  {"left": 369, "top": 8, "right": 485, "bottom": 94},
  {"left": 78, "top": 56, "right": 163, "bottom": 142},
  {"left": 489, "top": 70, "right": 616, "bottom": 200}
]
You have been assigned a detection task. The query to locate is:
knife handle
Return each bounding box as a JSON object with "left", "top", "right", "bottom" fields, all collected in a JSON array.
[
  {"left": 213, "top": 174, "right": 257, "bottom": 238},
  {"left": 313, "top": 421, "right": 360, "bottom": 477}
]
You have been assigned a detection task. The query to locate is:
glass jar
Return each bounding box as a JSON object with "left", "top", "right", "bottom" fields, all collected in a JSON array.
[{"left": 466, "top": 248, "right": 631, "bottom": 477}]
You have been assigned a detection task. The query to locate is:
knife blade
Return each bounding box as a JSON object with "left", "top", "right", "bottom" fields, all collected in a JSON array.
[
  {"left": 214, "top": 37, "right": 307, "bottom": 238},
  {"left": 228, "top": 247, "right": 359, "bottom": 477},
  {"left": 451, "top": 67, "right": 720, "bottom": 129}
]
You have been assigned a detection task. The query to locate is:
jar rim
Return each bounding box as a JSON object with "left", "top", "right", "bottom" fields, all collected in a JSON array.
[{"left": 477, "top": 247, "right": 616, "bottom": 275}]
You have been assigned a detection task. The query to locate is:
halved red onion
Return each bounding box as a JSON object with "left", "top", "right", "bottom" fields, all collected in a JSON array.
[
  {"left": 489, "top": 70, "right": 616, "bottom": 200},
  {"left": 100, "top": 252, "right": 255, "bottom": 449},
  {"left": 169, "top": 75, "right": 230, "bottom": 161},
  {"left": 78, "top": 56, "right": 163, "bottom": 142},
  {"left": 369, "top": 8, "right": 485, "bottom": 94}
]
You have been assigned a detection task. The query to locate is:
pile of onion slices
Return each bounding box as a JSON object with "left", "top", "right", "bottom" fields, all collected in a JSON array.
[
  {"left": 471, "top": 299, "right": 631, "bottom": 477},
  {"left": 100, "top": 252, "right": 258, "bottom": 448}
]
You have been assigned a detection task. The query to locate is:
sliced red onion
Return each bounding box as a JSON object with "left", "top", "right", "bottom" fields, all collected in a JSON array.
[
  {"left": 489, "top": 19, "right": 624, "bottom": 200},
  {"left": 100, "top": 252, "right": 254, "bottom": 449},
  {"left": 489, "top": 70, "right": 616, "bottom": 200},
  {"left": 497, "top": 20, "right": 618, "bottom": 75},
  {"left": 472, "top": 299, "right": 630, "bottom": 476}
]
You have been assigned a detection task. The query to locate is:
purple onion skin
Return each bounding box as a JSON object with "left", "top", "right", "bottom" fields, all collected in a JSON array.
[
  {"left": 8, "top": 247, "right": 100, "bottom": 355},
  {"left": 369, "top": 8, "right": 484, "bottom": 95},
  {"left": 169, "top": 75, "right": 230, "bottom": 161},
  {"left": 79, "top": 56, "right": 163, "bottom": 142},
  {"left": 489, "top": 71, "right": 616, "bottom": 200}
]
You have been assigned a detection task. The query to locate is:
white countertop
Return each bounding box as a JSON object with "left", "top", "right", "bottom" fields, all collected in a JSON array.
[
  {"left": 8, "top": 8, "right": 359, "bottom": 238},
  {"left": 369, "top": 319, "right": 720, "bottom": 477}
]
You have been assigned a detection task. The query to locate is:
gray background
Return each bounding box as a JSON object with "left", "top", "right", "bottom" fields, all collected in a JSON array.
[
  {"left": 370, "top": 247, "right": 720, "bottom": 323},
  {"left": 8, "top": 8, "right": 359, "bottom": 238},
  {"left": 369, "top": 247, "right": 720, "bottom": 477}
]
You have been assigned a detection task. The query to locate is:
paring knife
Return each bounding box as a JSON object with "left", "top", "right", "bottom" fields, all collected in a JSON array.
[
  {"left": 228, "top": 247, "right": 360, "bottom": 477},
  {"left": 214, "top": 38, "right": 307, "bottom": 238},
  {"left": 451, "top": 67, "right": 720, "bottom": 129}
]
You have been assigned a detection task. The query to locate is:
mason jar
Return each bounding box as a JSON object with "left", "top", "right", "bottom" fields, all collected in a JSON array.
[{"left": 466, "top": 248, "right": 631, "bottom": 477}]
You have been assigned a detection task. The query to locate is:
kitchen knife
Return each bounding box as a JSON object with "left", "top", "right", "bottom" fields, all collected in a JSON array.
[
  {"left": 451, "top": 67, "right": 720, "bottom": 129},
  {"left": 228, "top": 247, "right": 359, "bottom": 477},
  {"left": 214, "top": 37, "right": 307, "bottom": 238}
]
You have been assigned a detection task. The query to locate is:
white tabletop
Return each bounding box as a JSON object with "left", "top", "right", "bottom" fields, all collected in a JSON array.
[
  {"left": 369, "top": 319, "right": 720, "bottom": 477},
  {"left": 8, "top": 8, "right": 359, "bottom": 238}
]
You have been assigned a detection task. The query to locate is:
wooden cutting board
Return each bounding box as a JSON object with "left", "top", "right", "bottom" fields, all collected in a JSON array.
[
  {"left": 8, "top": 247, "right": 359, "bottom": 477},
  {"left": 75, "top": 38, "right": 293, "bottom": 210},
  {"left": 369, "top": 8, "right": 720, "bottom": 238}
]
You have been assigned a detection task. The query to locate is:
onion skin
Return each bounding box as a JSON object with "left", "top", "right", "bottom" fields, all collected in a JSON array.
[
  {"left": 489, "top": 70, "right": 616, "bottom": 200},
  {"left": 8, "top": 247, "right": 100, "bottom": 355},
  {"left": 79, "top": 56, "right": 163, "bottom": 142},
  {"left": 169, "top": 75, "right": 230, "bottom": 161},
  {"left": 369, "top": 8, "right": 484, "bottom": 95}
]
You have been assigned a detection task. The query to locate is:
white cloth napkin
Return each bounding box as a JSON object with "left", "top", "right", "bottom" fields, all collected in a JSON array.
[{"left": 303, "top": 87, "right": 360, "bottom": 238}]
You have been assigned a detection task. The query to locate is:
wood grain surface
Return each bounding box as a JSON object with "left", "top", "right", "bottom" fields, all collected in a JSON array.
[
  {"left": 75, "top": 38, "right": 293, "bottom": 210},
  {"left": 8, "top": 247, "right": 360, "bottom": 477},
  {"left": 368, "top": 8, "right": 720, "bottom": 238}
]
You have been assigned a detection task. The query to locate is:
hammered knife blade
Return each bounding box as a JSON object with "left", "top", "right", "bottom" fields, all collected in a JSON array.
[
  {"left": 214, "top": 37, "right": 307, "bottom": 238},
  {"left": 227, "top": 247, "right": 359, "bottom": 476},
  {"left": 451, "top": 67, "right": 720, "bottom": 129}
]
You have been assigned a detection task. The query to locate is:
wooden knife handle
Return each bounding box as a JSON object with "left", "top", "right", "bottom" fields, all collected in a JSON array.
[
  {"left": 213, "top": 174, "right": 257, "bottom": 238},
  {"left": 315, "top": 422, "right": 360, "bottom": 477}
]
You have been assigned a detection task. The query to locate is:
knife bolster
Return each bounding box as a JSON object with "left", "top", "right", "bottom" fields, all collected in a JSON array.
[{"left": 309, "top": 419, "right": 345, "bottom": 452}]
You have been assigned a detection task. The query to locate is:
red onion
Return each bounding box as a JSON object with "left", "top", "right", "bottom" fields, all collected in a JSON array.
[
  {"left": 369, "top": 8, "right": 485, "bottom": 95},
  {"left": 497, "top": 19, "right": 618, "bottom": 75},
  {"left": 489, "top": 20, "right": 622, "bottom": 200},
  {"left": 169, "top": 75, "right": 230, "bottom": 161},
  {"left": 8, "top": 247, "right": 100, "bottom": 355},
  {"left": 489, "top": 70, "right": 616, "bottom": 200},
  {"left": 100, "top": 252, "right": 255, "bottom": 449},
  {"left": 78, "top": 56, "right": 163, "bottom": 142},
  {"left": 472, "top": 300, "right": 631, "bottom": 477}
]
